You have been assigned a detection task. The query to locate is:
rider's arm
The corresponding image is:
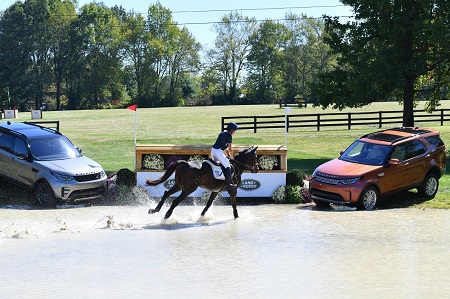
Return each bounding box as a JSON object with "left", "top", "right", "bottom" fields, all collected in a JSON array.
[{"left": 227, "top": 143, "right": 233, "bottom": 158}]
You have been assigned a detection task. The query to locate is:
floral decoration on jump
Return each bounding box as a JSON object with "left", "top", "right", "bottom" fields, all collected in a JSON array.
[
  {"left": 258, "top": 155, "right": 279, "bottom": 170},
  {"left": 142, "top": 154, "right": 165, "bottom": 170}
]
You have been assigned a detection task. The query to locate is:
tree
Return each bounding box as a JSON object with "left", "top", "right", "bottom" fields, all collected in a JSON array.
[
  {"left": 283, "top": 13, "right": 333, "bottom": 103},
  {"left": 120, "top": 11, "right": 154, "bottom": 106},
  {"left": 311, "top": 0, "right": 450, "bottom": 126},
  {"left": 245, "top": 20, "right": 288, "bottom": 104},
  {"left": 67, "top": 3, "right": 124, "bottom": 109},
  {"left": 48, "top": 0, "right": 77, "bottom": 110},
  {"left": 0, "top": 2, "right": 31, "bottom": 109},
  {"left": 144, "top": 3, "right": 200, "bottom": 107},
  {"left": 146, "top": 3, "right": 178, "bottom": 107},
  {"left": 165, "top": 27, "right": 201, "bottom": 106},
  {"left": 0, "top": 0, "right": 59, "bottom": 110},
  {"left": 207, "top": 12, "right": 257, "bottom": 104}
]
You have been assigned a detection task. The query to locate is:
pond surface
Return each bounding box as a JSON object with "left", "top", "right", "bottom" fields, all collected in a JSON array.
[{"left": 1, "top": 203, "right": 450, "bottom": 298}]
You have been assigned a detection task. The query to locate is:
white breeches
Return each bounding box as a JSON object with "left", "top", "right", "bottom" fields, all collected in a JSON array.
[{"left": 211, "top": 147, "right": 230, "bottom": 168}]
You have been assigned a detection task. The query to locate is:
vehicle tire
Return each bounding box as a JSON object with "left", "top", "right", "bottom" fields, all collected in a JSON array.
[
  {"left": 313, "top": 198, "right": 330, "bottom": 208},
  {"left": 35, "top": 180, "right": 57, "bottom": 208},
  {"left": 358, "top": 186, "right": 379, "bottom": 210},
  {"left": 418, "top": 173, "right": 439, "bottom": 198}
]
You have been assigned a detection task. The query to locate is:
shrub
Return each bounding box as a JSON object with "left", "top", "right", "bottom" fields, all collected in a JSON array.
[
  {"left": 272, "top": 184, "right": 311, "bottom": 204},
  {"left": 272, "top": 186, "right": 286, "bottom": 203},
  {"left": 116, "top": 168, "right": 136, "bottom": 187},
  {"left": 300, "top": 185, "right": 312, "bottom": 203},
  {"left": 286, "top": 169, "right": 305, "bottom": 187},
  {"left": 285, "top": 185, "right": 303, "bottom": 204}
]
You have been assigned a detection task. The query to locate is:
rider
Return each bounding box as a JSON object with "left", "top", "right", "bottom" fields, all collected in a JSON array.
[{"left": 211, "top": 122, "right": 239, "bottom": 190}]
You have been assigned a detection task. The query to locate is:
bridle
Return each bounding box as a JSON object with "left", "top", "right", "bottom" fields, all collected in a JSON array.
[{"left": 232, "top": 151, "right": 259, "bottom": 174}]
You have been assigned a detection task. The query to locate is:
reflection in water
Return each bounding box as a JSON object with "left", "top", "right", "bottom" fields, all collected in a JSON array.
[{"left": 1, "top": 204, "right": 450, "bottom": 298}]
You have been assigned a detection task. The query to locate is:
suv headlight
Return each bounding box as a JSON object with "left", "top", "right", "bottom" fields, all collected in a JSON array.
[
  {"left": 340, "top": 177, "right": 360, "bottom": 185},
  {"left": 52, "top": 172, "right": 73, "bottom": 181}
]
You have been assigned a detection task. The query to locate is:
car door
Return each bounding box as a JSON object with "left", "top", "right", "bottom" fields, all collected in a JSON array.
[
  {"left": 9, "top": 137, "right": 37, "bottom": 188},
  {"left": 378, "top": 140, "right": 426, "bottom": 194},
  {"left": 0, "top": 132, "right": 16, "bottom": 181},
  {"left": 402, "top": 139, "right": 427, "bottom": 185}
]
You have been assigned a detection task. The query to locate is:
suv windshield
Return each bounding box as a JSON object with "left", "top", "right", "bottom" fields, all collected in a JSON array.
[
  {"left": 340, "top": 140, "right": 391, "bottom": 166},
  {"left": 29, "top": 136, "right": 82, "bottom": 160}
]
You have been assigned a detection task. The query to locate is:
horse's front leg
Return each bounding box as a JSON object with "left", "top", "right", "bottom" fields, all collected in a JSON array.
[
  {"left": 201, "top": 192, "right": 218, "bottom": 216},
  {"left": 228, "top": 188, "right": 239, "bottom": 218},
  {"left": 149, "top": 185, "right": 180, "bottom": 214},
  {"left": 164, "top": 186, "right": 196, "bottom": 219}
]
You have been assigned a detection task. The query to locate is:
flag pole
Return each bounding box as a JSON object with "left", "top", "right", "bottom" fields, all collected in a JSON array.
[
  {"left": 133, "top": 109, "right": 137, "bottom": 170},
  {"left": 127, "top": 104, "right": 138, "bottom": 170}
]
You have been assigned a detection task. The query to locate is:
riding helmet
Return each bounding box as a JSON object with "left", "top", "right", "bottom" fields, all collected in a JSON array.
[{"left": 227, "top": 122, "right": 239, "bottom": 131}]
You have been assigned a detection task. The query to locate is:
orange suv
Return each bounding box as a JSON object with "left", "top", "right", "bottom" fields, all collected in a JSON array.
[{"left": 309, "top": 127, "right": 447, "bottom": 210}]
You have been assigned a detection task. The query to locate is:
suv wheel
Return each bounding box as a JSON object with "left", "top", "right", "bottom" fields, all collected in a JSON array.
[
  {"left": 35, "top": 180, "right": 57, "bottom": 208},
  {"left": 418, "top": 173, "right": 439, "bottom": 198},
  {"left": 358, "top": 186, "right": 379, "bottom": 210}
]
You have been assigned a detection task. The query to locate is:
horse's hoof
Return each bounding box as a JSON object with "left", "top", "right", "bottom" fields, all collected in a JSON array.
[{"left": 148, "top": 209, "right": 156, "bottom": 214}]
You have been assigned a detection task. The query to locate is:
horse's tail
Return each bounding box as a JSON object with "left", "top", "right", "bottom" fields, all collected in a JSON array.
[{"left": 145, "top": 160, "right": 185, "bottom": 186}]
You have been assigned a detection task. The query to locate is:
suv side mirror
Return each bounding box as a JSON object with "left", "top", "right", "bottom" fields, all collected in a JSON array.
[
  {"left": 77, "top": 147, "right": 82, "bottom": 154},
  {"left": 389, "top": 158, "right": 400, "bottom": 165},
  {"left": 17, "top": 154, "right": 32, "bottom": 161}
]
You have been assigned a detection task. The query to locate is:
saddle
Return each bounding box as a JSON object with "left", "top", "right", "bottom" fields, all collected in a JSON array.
[{"left": 204, "top": 159, "right": 235, "bottom": 181}]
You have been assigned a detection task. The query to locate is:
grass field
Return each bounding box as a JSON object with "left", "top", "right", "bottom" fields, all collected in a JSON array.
[{"left": 4, "top": 101, "right": 450, "bottom": 208}]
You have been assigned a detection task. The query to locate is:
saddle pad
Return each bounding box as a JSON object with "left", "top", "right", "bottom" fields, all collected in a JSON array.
[{"left": 204, "top": 160, "right": 225, "bottom": 180}]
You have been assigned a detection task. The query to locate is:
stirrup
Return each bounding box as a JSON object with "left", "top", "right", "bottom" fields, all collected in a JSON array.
[{"left": 223, "top": 183, "right": 237, "bottom": 190}]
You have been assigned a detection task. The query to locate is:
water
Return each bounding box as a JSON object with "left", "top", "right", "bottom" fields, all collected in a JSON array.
[{"left": 1, "top": 203, "right": 450, "bottom": 298}]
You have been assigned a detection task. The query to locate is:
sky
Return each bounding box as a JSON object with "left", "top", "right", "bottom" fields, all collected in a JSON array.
[{"left": 0, "top": 0, "right": 354, "bottom": 48}]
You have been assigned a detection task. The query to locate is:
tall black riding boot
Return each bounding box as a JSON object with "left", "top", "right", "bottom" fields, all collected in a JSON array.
[{"left": 224, "top": 167, "right": 236, "bottom": 190}]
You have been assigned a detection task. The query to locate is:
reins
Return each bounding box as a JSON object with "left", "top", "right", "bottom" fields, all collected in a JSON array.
[{"left": 232, "top": 155, "right": 258, "bottom": 174}]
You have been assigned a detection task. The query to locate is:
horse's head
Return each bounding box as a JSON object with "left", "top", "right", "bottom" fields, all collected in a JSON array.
[{"left": 234, "top": 146, "right": 259, "bottom": 173}]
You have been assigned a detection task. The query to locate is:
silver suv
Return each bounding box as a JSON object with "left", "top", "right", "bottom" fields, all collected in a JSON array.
[{"left": 0, "top": 121, "right": 107, "bottom": 207}]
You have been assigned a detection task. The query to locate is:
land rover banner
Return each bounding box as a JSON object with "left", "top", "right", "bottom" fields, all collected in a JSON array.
[{"left": 137, "top": 172, "right": 285, "bottom": 198}]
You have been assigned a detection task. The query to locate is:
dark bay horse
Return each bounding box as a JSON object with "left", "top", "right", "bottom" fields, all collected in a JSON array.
[{"left": 146, "top": 146, "right": 258, "bottom": 219}]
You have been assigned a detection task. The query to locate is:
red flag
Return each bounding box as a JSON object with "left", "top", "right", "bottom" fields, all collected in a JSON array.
[{"left": 127, "top": 104, "right": 137, "bottom": 111}]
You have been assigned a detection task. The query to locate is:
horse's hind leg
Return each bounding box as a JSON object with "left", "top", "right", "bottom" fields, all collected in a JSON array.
[
  {"left": 164, "top": 189, "right": 194, "bottom": 219},
  {"left": 228, "top": 188, "right": 239, "bottom": 218},
  {"left": 201, "top": 192, "right": 218, "bottom": 216},
  {"left": 148, "top": 185, "right": 181, "bottom": 214}
]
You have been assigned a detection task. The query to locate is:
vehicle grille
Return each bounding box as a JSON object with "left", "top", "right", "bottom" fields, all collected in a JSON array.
[
  {"left": 315, "top": 175, "right": 340, "bottom": 185},
  {"left": 68, "top": 186, "right": 107, "bottom": 201},
  {"left": 311, "top": 189, "right": 345, "bottom": 202},
  {"left": 74, "top": 172, "right": 103, "bottom": 182}
]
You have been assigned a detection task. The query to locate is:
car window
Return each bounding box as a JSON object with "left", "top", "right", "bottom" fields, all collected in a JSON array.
[
  {"left": 29, "top": 136, "right": 81, "bottom": 160},
  {"left": 405, "top": 139, "right": 425, "bottom": 159},
  {"left": 424, "top": 135, "right": 445, "bottom": 147},
  {"left": 340, "top": 140, "right": 390, "bottom": 166},
  {"left": 344, "top": 141, "right": 364, "bottom": 157},
  {"left": 0, "top": 132, "right": 15, "bottom": 154},
  {"left": 13, "top": 138, "right": 29, "bottom": 157},
  {"left": 391, "top": 140, "right": 425, "bottom": 161},
  {"left": 390, "top": 144, "right": 406, "bottom": 161}
]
